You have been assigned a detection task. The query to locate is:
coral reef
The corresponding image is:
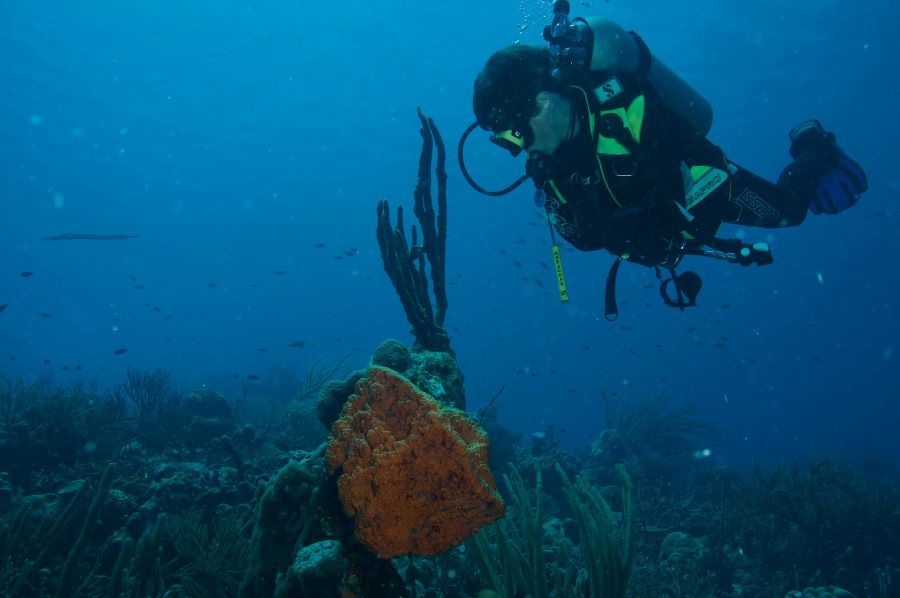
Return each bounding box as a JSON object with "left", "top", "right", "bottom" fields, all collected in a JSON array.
[
  {"left": 0, "top": 368, "right": 897, "bottom": 597},
  {"left": 326, "top": 366, "right": 504, "bottom": 558}
]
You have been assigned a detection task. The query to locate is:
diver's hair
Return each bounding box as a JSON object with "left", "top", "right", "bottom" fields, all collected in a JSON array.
[{"left": 473, "top": 45, "right": 557, "bottom": 131}]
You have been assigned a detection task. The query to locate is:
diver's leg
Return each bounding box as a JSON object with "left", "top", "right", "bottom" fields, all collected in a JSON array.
[{"left": 719, "top": 165, "right": 809, "bottom": 228}]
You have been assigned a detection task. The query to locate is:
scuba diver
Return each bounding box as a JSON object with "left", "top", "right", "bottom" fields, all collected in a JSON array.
[{"left": 457, "top": 1, "right": 868, "bottom": 319}]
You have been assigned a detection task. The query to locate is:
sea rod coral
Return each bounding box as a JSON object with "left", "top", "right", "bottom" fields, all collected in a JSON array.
[{"left": 326, "top": 366, "right": 505, "bottom": 559}]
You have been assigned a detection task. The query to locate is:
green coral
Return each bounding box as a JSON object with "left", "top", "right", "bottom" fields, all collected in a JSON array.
[{"left": 472, "top": 463, "right": 635, "bottom": 598}]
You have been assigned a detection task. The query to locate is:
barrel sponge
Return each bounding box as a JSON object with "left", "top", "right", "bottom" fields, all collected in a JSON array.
[{"left": 326, "top": 366, "right": 504, "bottom": 558}]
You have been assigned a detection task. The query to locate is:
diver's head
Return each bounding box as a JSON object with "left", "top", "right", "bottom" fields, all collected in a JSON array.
[{"left": 473, "top": 45, "right": 561, "bottom": 157}]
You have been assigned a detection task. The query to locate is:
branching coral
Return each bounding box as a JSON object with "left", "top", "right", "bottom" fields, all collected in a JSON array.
[
  {"left": 376, "top": 107, "right": 451, "bottom": 354},
  {"left": 326, "top": 366, "right": 504, "bottom": 558}
]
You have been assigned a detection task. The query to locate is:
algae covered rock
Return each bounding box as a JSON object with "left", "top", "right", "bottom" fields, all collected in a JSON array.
[
  {"left": 371, "top": 339, "right": 412, "bottom": 372},
  {"left": 316, "top": 371, "right": 364, "bottom": 430},
  {"left": 273, "top": 539, "right": 347, "bottom": 597},
  {"left": 659, "top": 531, "right": 708, "bottom": 565},
  {"left": 182, "top": 387, "right": 234, "bottom": 445},
  {"left": 405, "top": 348, "right": 466, "bottom": 410},
  {"left": 239, "top": 447, "right": 326, "bottom": 598},
  {"left": 183, "top": 387, "right": 232, "bottom": 419},
  {"left": 785, "top": 587, "right": 857, "bottom": 598}
]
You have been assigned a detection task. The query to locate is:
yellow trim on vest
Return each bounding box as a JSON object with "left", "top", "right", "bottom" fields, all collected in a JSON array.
[
  {"left": 548, "top": 180, "right": 567, "bottom": 204},
  {"left": 596, "top": 154, "right": 623, "bottom": 208},
  {"left": 570, "top": 86, "right": 596, "bottom": 137},
  {"left": 689, "top": 165, "right": 712, "bottom": 181},
  {"left": 596, "top": 96, "right": 646, "bottom": 156}
]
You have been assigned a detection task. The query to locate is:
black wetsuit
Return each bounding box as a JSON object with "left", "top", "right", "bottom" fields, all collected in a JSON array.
[{"left": 538, "top": 73, "right": 809, "bottom": 268}]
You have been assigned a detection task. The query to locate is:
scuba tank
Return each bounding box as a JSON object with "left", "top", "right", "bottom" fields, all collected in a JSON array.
[{"left": 577, "top": 17, "right": 713, "bottom": 138}]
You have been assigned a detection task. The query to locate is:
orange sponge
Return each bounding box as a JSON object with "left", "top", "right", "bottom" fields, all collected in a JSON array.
[{"left": 326, "top": 366, "right": 504, "bottom": 558}]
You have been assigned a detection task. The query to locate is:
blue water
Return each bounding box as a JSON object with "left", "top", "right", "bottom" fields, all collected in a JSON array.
[{"left": 2, "top": 0, "right": 898, "bottom": 470}]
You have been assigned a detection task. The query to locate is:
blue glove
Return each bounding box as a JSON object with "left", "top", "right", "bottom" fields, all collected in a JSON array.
[{"left": 784, "top": 120, "right": 868, "bottom": 215}]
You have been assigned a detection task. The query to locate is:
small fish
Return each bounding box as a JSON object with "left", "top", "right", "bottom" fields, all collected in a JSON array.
[
  {"left": 135, "top": 285, "right": 145, "bottom": 289},
  {"left": 332, "top": 255, "right": 343, "bottom": 260},
  {"left": 719, "top": 303, "right": 732, "bottom": 309},
  {"left": 8, "top": 356, "right": 15, "bottom": 361},
  {"left": 43, "top": 359, "right": 51, "bottom": 365},
  {"left": 498, "top": 248, "right": 507, "bottom": 256},
  {"left": 712, "top": 342, "right": 727, "bottom": 349},
  {"left": 288, "top": 340, "right": 306, "bottom": 348},
  {"left": 113, "top": 348, "right": 128, "bottom": 355},
  {"left": 62, "top": 366, "right": 70, "bottom": 371},
  {"left": 20, "top": 271, "right": 34, "bottom": 278},
  {"left": 206, "top": 282, "right": 218, "bottom": 288},
  {"left": 37, "top": 312, "right": 54, "bottom": 318},
  {"left": 513, "top": 237, "right": 526, "bottom": 244},
  {"left": 343, "top": 247, "right": 359, "bottom": 257},
  {"left": 0, "top": 304, "right": 7, "bottom": 313},
  {"left": 42, "top": 233, "right": 138, "bottom": 241},
  {"left": 274, "top": 270, "right": 287, "bottom": 276},
  {"left": 538, "top": 261, "right": 549, "bottom": 270},
  {"left": 247, "top": 374, "right": 260, "bottom": 381},
  {"left": 313, "top": 242, "right": 326, "bottom": 248},
  {"left": 152, "top": 307, "right": 161, "bottom": 312},
  {"left": 533, "top": 278, "right": 544, "bottom": 288},
  {"left": 512, "top": 260, "right": 522, "bottom": 268},
  {"left": 129, "top": 276, "right": 138, "bottom": 282},
  {"left": 258, "top": 347, "right": 268, "bottom": 353},
  {"left": 75, "top": 364, "right": 84, "bottom": 370},
  {"left": 164, "top": 314, "right": 173, "bottom": 320}
]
